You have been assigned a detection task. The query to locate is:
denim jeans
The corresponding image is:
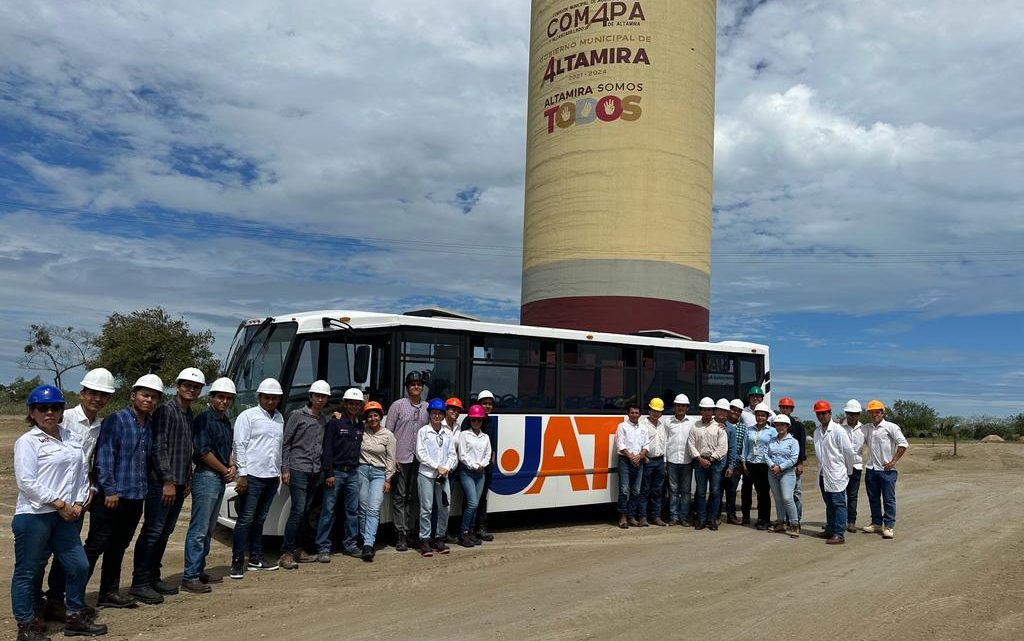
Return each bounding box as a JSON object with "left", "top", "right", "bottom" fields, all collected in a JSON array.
[
  {"left": 640, "top": 457, "right": 666, "bottom": 520},
  {"left": 132, "top": 482, "right": 185, "bottom": 587},
  {"left": 794, "top": 470, "right": 804, "bottom": 521},
  {"left": 865, "top": 469, "right": 898, "bottom": 528},
  {"left": 12, "top": 513, "right": 89, "bottom": 623},
  {"left": 723, "top": 468, "right": 741, "bottom": 516},
  {"left": 693, "top": 459, "right": 726, "bottom": 524},
  {"left": 84, "top": 496, "right": 144, "bottom": 595},
  {"left": 283, "top": 469, "right": 322, "bottom": 553},
  {"left": 417, "top": 474, "right": 451, "bottom": 540},
  {"left": 182, "top": 469, "right": 225, "bottom": 582},
  {"left": 459, "top": 468, "right": 486, "bottom": 532},
  {"left": 768, "top": 468, "right": 798, "bottom": 524},
  {"left": 819, "top": 475, "right": 848, "bottom": 538},
  {"left": 617, "top": 458, "right": 644, "bottom": 517},
  {"left": 666, "top": 462, "right": 693, "bottom": 521},
  {"left": 231, "top": 476, "right": 280, "bottom": 562},
  {"left": 846, "top": 468, "right": 863, "bottom": 525},
  {"left": 357, "top": 465, "right": 386, "bottom": 547},
  {"left": 474, "top": 462, "right": 492, "bottom": 531},
  {"left": 43, "top": 514, "right": 84, "bottom": 603},
  {"left": 316, "top": 467, "right": 360, "bottom": 553}
]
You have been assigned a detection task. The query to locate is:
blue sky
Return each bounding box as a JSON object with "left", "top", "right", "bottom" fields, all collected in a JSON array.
[{"left": 1, "top": 0, "right": 1022, "bottom": 417}]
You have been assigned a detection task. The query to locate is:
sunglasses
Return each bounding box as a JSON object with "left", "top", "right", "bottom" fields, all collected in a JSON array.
[{"left": 33, "top": 404, "right": 65, "bottom": 414}]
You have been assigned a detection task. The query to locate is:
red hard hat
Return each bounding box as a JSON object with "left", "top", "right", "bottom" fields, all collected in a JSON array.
[
  {"left": 813, "top": 400, "right": 832, "bottom": 413},
  {"left": 445, "top": 397, "right": 464, "bottom": 410},
  {"left": 467, "top": 404, "right": 486, "bottom": 418},
  {"left": 778, "top": 397, "right": 795, "bottom": 408}
]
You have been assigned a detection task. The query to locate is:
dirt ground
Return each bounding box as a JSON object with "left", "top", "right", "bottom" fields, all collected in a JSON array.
[{"left": 1, "top": 415, "right": 1022, "bottom": 641}]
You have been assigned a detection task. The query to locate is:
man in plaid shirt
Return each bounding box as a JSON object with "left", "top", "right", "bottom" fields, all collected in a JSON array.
[{"left": 723, "top": 399, "right": 747, "bottom": 525}]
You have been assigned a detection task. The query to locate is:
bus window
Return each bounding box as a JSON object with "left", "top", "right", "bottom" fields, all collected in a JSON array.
[
  {"left": 562, "top": 342, "right": 638, "bottom": 412},
  {"left": 401, "top": 330, "right": 461, "bottom": 403},
  {"left": 738, "top": 355, "right": 763, "bottom": 400},
  {"left": 641, "top": 348, "right": 697, "bottom": 411},
  {"left": 470, "top": 335, "right": 556, "bottom": 412},
  {"left": 283, "top": 335, "right": 393, "bottom": 414},
  {"left": 700, "top": 353, "right": 736, "bottom": 402},
  {"left": 233, "top": 321, "right": 297, "bottom": 410}
]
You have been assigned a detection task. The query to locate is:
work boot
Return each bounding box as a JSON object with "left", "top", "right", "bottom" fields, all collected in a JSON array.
[
  {"left": 180, "top": 579, "right": 211, "bottom": 594},
  {"left": 152, "top": 580, "right": 179, "bottom": 595},
  {"left": 650, "top": 517, "right": 668, "bottom": 527},
  {"left": 475, "top": 528, "right": 494, "bottom": 542},
  {"left": 42, "top": 598, "right": 65, "bottom": 622},
  {"left": 199, "top": 572, "right": 222, "bottom": 584},
  {"left": 680, "top": 518, "right": 693, "bottom": 527},
  {"left": 826, "top": 536, "right": 845, "bottom": 545},
  {"left": 128, "top": 585, "right": 163, "bottom": 605},
  {"left": 97, "top": 592, "right": 136, "bottom": 609},
  {"left": 773, "top": 522, "right": 786, "bottom": 533},
  {"left": 727, "top": 515, "right": 742, "bottom": 525},
  {"left": 279, "top": 552, "right": 298, "bottom": 570},
  {"left": 467, "top": 531, "right": 482, "bottom": 546},
  {"left": 694, "top": 521, "right": 706, "bottom": 531},
  {"left": 787, "top": 525, "right": 801, "bottom": 539},
  {"left": 627, "top": 516, "right": 639, "bottom": 527},
  {"left": 637, "top": 517, "right": 650, "bottom": 527},
  {"left": 432, "top": 538, "right": 450, "bottom": 554},
  {"left": 63, "top": 611, "right": 108, "bottom": 637},
  {"left": 17, "top": 621, "right": 50, "bottom": 641},
  {"left": 361, "top": 545, "right": 375, "bottom": 562},
  {"left": 316, "top": 552, "right": 331, "bottom": 563},
  {"left": 618, "top": 515, "right": 629, "bottom": 529},
  {"left": 395, "top": 532, "right": 409, "bottom": 552},
  {"left": 294, "top": 550, "right": 318, "bottom": 563},
  {"left": 845, "top": 523, "right": 858, "bottom": 533},
  {"left": 458, "top": 532, "right": 475, "bottom": 548}
]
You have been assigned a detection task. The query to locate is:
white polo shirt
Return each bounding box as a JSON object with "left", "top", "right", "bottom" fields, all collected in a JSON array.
[
  {"left": 234, "top": 405, "right": 284, "bottom": 478},
  {"left": 615, "top": 419, "right": 650, "bottom": 457},
  {"left": 863, "top": 420, "right": 909, "bottom": 470},
  {"left": 663, "top": 415, "right": 695, "bottom": 464},
  {"left": 14, "top": 426, "right": 89, "bottom": 515}
]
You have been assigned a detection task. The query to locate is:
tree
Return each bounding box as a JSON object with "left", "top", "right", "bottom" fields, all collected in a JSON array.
[
  {"left": 0, "top": 375, "right": 45, "bottom": 406},
  {"left": 90, "top": 307, "right": 219, "bottom": 392},
  {"left": 19, "top": 324, "right": 97, "bottom": 390},
  {"left": 889, "top": 399, "right": 938, "bottom": 437}
]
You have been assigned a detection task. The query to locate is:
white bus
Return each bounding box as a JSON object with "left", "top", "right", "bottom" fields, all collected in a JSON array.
[{"left": 217, "top": 309, "right": 770, "bottom": 533}]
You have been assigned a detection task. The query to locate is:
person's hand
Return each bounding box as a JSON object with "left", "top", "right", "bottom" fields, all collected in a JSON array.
[
  {"left": 700, "top": 458, "right": 710, "bottom": 469},
  {"left": 162, "top": 482, "right": 176, "bottom": 506},
  {"left": 223, "top": 465, "right": 236, "bottom": 483},
  {"left": 796, "top": 463, "right": 804, "bottom": 477},
  {"left": 235, "top": 476, "right": 248, "bottom": 494},
  {"left": 883, "top": 460, "right": 896, "bottom": 471},
  {"left": 383, "top": 480, "right": 391, "bottom": 494},
  {"left": 437, "top": 467, "right": 449, "bottom": 478},
  {"left": 771, "top": 465, "right": 781, "bottom": 477},
  {"left": 104, "top": 494, "right": 120, "bottom": 510},
  {"left": 281, "top": 471, "right": 291, "bottom": 486},
  {"left": 325, "top": 476, "right": 335, "bottom": 488},
  {"left": 725, "top": 468, "right": 733, "bottom": 479}
]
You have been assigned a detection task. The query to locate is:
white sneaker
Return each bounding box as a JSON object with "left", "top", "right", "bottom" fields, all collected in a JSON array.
[
  {"left": 861, "top": 524, "right": 881, "bottom": 534},
  {"left": 882, "top": 527, "right": 894, "bottom": 539}
]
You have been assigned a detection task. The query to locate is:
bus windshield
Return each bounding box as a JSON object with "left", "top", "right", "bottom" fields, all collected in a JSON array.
[{"left": 230, "top": 320, "right": 297, "bottom": 410}]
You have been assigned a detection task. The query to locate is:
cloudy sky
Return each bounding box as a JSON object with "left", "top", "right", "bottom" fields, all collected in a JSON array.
[{"left": 1, "top": 0, "right": 1021, "bottom": 417}]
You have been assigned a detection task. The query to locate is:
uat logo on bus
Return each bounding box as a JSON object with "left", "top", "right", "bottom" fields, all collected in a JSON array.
[{"left": 489, "top": 416, "right": 621, "bottom": 496}]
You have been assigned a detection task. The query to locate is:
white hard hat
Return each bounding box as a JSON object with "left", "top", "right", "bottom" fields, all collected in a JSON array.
[
  {"left": 256, "top": 378, "right": 283, "bottom": 395},
  {"left": 477, "top": 390, "right": 495, "bottom": 401},
  {"left": 309, "top": 380, "right": 332, "bottom": 396},
  {"left": 176, "top": 367, "right": 206, "bottom": 386},
  {"left": 754, "top": 402, "right": 771, "bottom": 414},
  {"left": 698, "top": 397, "right": 715, "bottom": 409},
  {"left": 715, "top": 398, "right": 731, "bottom": 411},
  {"left": 342, "top": 388, "right": 364, "bottom": 402},
  {"left": 773, "top": 414, "right": 791, "bottom": 425},
  {"left": 80, "top": 367, "right": 115, "bottom": 393},
  {"left": 730, "top": 399, "right": 744, "bottom": 410},
  {"left": 673, "top": 393, "right": 690, "bottom": 405},
  {"left": 209, "top": 377, "right": 237, "bottom": 395},
  {"left": 132, "top": 374, "right": 164, "bottom": 394},
  {"left": 844, "top": 399, "right": 862, "bottom": 414}
]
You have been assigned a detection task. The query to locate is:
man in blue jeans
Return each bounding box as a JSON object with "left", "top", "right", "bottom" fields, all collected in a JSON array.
[
  {"left": 689, "top": 398, "right": 728, "bottom": 530},
  {"left": 663, "top": 395, "right": 694, "bottom": 526},
  {"left": 131, "top": 367, "right": 206, "bottom": 605},
  {"left": 278, "top": 380, "right": 331, "bottom": 569},
  {"left": 638, "top": 398, "right": 668, "bottom": 526},
  {"left": 862, "top": 400, "right": 908, "bottom": 539},
  {"left": 615, "top": 403, "right": 649, "bottom": 528},
  {"left": 315, "top": 388, "right": 365, "bottom": 561},
  {"left": 181, "top": 377, "right": 237, "bottom": 593},
  {"left": 811, "top": 400, "right": 857, "bottom": 544}
]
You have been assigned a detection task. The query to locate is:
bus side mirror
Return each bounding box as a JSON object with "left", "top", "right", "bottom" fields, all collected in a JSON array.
[{"left": 353, "top": 345, "right": 370, "bottom": 385}]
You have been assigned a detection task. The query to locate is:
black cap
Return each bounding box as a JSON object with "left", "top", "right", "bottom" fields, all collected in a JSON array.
[{"left": 405, "top": 371, "right": 424, "bottom": 386}]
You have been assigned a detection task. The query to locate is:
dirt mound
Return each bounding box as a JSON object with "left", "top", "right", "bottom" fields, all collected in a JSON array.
[{"left": 981, "top": 434, "right": 1006, "bottom": 442}]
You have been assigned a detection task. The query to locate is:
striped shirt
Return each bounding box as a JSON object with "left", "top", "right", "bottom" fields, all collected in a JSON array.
[{"left": 95, "top": 407, "right": 153, "bottom": 499}]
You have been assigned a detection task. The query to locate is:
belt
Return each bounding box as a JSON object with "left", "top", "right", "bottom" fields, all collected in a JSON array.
[{"left": 333, "top": 465, "right": 357, "bottom": 472}]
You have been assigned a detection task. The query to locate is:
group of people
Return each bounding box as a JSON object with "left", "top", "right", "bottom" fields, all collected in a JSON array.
[
  {"left": 614, "top": 387, "right": 909, "bottom": 545},
  {"left": 11, "top": 367, "right": 499, "bottom": 641}
]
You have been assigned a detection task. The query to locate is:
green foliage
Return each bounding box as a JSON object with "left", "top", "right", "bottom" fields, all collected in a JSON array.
[
  {"left": 19, "top": 323, "right": 97, "bottom": 389},
  {"left": 0, "top": 375, "right": 45, "bottom": 411},
  {"left": 890, "top": 399, "right": 938, "bottom": 437}
]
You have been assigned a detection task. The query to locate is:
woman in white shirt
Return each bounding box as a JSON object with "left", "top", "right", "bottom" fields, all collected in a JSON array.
[
  {"left": 12, "top": 385, "right": 107, "bottom": 640},
  {"left": 456, "top": 405, "right": 492, "bottom": 547}
]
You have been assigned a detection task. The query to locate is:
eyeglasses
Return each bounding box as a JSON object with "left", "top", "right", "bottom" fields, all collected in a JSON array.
[{"left": 33, "top": 404, "right": 65, "bottom": 414}]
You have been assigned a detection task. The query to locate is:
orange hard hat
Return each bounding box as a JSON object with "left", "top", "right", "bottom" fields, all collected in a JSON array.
[
  {"left": 778, "top": 397, "right": 795, "bottom": 408},
  {"left": 866, "top": 400, "right": 885, "bottom": 411},
  {"left": 445, "top": 397, "right": 464, "bottom": 410},
  {"left": 363, "top": 401, "right": 383, "bottom": 414},
  {"left": 813, "top": 400, "right": 832, "bottom": 413}
]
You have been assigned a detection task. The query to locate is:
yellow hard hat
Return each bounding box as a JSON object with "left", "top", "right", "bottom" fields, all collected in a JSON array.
[
  {"left": 866, "top": 399, "right": 885, "bottom": 411},
  {"left": 648, "top": 397, "right": 665, "bottom": 412}
]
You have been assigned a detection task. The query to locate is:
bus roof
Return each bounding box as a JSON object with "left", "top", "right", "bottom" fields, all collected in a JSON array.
[{"left": 241, "top": 310, "right": 769, "bottom": 355}]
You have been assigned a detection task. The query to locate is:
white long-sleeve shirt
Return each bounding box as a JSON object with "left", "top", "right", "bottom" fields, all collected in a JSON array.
[
  {"left": 457, "top": 430, "right": 492, "bottom": 471},
  {"left": 643, "top": 416, "right": 667, "bottom": 458},
  {"left": 615, "top": 419, "right": 650, "bottom": 457},
  {"left": 61, "top": 404, "right": 102, "bottom": 471},
  {"left": 663, "top": 415, "right": 695, "bottom": 464},
  {"left": 863, "top": 420, "right": 909, "bottom": 470},
  {"left": 15, "top": 426, "right": 89, "bottom": 515},
  {"left": 843, "top": 421, "right": 866, "bottom": 470},
  {"left": 813, "top": 421, "right": 857, "bottom": 493},
  {"left": 416, "top": 425, "right": 457, "bottom": 478},
  {"left": 687, "top": 420, "right": 728, "bottom": 461},
  {"left": 233, "top": 405, "right": 284, "bottom": 478}
]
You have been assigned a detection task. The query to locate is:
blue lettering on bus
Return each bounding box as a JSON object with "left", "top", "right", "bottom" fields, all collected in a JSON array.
[{"left": 489, "top": 415, "right": 543, "bottom": 496}]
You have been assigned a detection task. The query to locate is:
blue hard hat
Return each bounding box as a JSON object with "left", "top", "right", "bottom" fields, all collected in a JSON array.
[
  {"left": 427, "top": 398, "right": 446, "bottom": 413},
  {"left": 26, "top": 384, "right": 66, "bottom": 406}
]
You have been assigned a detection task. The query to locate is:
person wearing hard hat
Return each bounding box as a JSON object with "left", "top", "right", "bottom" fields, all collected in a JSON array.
[
  {"left": 180, "top": 377, "right": 237, "bottom": 593},
  {"left": 615, "top": 403, "right": 650, "bottom": 528},
  {"left": 663, "top": 394, "right": 695, "bottom": 526},
  {"left": 741, "top": 386, "right": 774, "bottom": 428},
  {"left": 776, "top": 398, "right": 807, "bottom": 523},
  {"left": 230, "top": 378, "right": 285, "bottom": 578},
  {"left": 130, "top": 367, "right": 206, "bottom": 604},
  {"left": 811, "top": 400, "right": 857, "bottom": 544},
  {"left": 444, "top": 397, "right": 464, "bottom": 438},
  {"left": 456, "top": 404, "right": 492, "bottom": 546},
  {"left": 741, "top": 402, "right": 778, "bottom": 529},
  {"left": 767, "top": 415, "right": 801, "bottom": 537},
  {"left": 358, "top": 401, "right": 396, "bottom": 561},
  {"left": 688, "top": 398, "right": 728, "bottom": 531},
  {"left": 861, "top": 400, "right": 908, "bottom": 539},
  {"left": 39, "top": 368, "right": 115, "bottom": 623},
  {"left": 638, "top": 398, "right": 668, "bottom": 526},
  {"left": 415, "top": 399, "right": 458, "bottom": 556},
  {"left": 315, "top": 387, "right": 365, "bottom": 561},
  {"left": 385, "top": 371, "right": 430, "bottom": 552},
  {"left": 722, "top": 399, "right": 746, "bottom": 525},
  {"left": 84, "top": 373, "right": 162, "bottom": 608},
  {"left": 712, "top": 399, "right": 731, "bottom": 524},
  {"left": 841, "top": 400, "right": 867, "bottom": 533},
  {"left": 467, "top": 390, "right": 497, "bottom": 542}
]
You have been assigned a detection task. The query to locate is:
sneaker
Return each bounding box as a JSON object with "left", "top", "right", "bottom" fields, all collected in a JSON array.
[
  {"left": 861, "top": 524, "right": 882, "bottom": 534},
  {"left": 475, "top": 529, "right": 495, "bottom": 542},
  {"left": 294, "top": 550, "right": 319, "bottom": 563},
  {"left": 882, "top": 527, "right": 895, "bottom": 539},
  {"left": 395, "top": 532, "right": 409, "bottom": 552},
  {"left": 316, "top": 552, "right": 331, "bottom": 563},
  {"left": 361, "top": 545, "right": 375, "bottom": 562},
  {"left": 199, "top": 573, "right": 223, "bottom": 584},
  {"left": 128, "top": 585, "right": 164, "bottom": 605},
  {"left": 419, "top": 540, "right": 434, "bottom": 557},
  {"left": 152, "top": 580, "right": 179, "bottom": 595},
  {"left": 180, "top": 579, "right": 211, "bottom": 594},
  {"left": 247, "top": 559, "right": 279, "bottom": 571},
  {"left": 432, "top": 538, "right": 450, "bottom": 554},
  {"left": 229, "top": 560, "right": 245, "bottom": 579},
  {"left": 97, "top": 592, "right": 137, "bottom": 609},
  {"left": 773, "top": 522, "right": 786, "bottom": 533},
  {"left": 458, "top": 532, "right": 476, "bottom": 548},
  {"left": 651, "top": 518, "right": 668, "bottom": 527},
  {"left": 63, "top": 611, "right": 107, "bottom": 637},
  {"left": 467, "top": 531, "right": 482, "bottom": 546},
  {"left": 787, "top": 525, "right": 801, "bottom": 539},
  {"left": 342, "top": 546, "right": 362, "bottom": 557},
  {"left": 279, "top": 552, "right": 298, "bottom": 570},
  {"left": 708, "top": 522, "right": 719, "bottom": 531}
]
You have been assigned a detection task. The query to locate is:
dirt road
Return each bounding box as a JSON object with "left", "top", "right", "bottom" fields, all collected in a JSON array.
[{"left": 2, "top": 416, "right": 1022, "bottom": 641}]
